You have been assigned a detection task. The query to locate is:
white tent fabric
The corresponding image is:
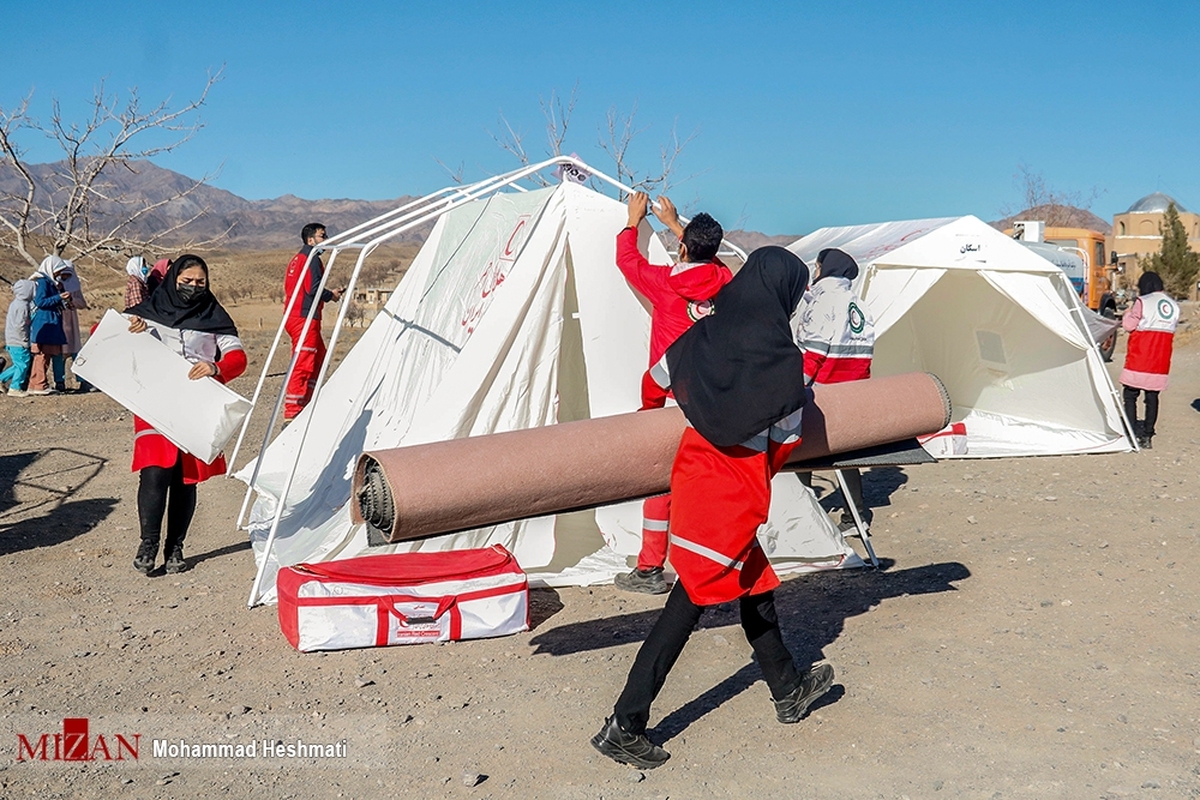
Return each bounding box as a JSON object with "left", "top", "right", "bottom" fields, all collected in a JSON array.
[
  {"left": 790, "top": 215, "right": 1134, "bottom": 459},
  {"left": 240, "top": 182, "right": 858, "bottom": 603}
]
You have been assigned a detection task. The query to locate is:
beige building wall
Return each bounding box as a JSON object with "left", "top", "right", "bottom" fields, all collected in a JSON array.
[{"left": 1110, "top": 192, "right": 1200, "bottom": 297}]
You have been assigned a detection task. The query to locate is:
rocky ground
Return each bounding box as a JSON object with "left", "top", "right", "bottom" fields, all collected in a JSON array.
[{"left": 0, "top": 318, "right": 1197, "bottom": 799}]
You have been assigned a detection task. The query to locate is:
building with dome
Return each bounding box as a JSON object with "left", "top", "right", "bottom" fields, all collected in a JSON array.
[{"left": 1110, "top": 192, "right": 1200, "bottom": 290}]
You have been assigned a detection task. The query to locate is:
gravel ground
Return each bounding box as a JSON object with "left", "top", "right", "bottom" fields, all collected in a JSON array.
[{"left": 0, "top": 322, "right": 1197, "bottom": 799}]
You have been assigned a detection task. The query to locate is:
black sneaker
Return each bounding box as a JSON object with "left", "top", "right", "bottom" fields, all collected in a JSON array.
[
  {"left": 134, "top": 540, "right": 158, "bottom": 575},
  {"left": 614, "top": 567, "right": 670, "bottom": 595},
  {"left": 590, "top": 717, "right": 670, "bottom": 769},
  {"left": 774, "top": 663, "right": 835, "bottom": 724},
  {"left": 164, "top": 547, "right": 189, "bottom": 574},
  {"left": 1138, "top": 435, "right": 1153, "bottom": 450}
]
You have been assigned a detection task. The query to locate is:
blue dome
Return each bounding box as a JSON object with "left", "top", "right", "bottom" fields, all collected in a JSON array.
[{"left": 1125, "top": 192, "right": 1188, "bottom": 214}]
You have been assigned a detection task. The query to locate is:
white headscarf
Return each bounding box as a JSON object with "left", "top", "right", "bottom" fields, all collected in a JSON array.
[
  {"left": 126, "top": 256, "right": 148, "bottom": 282},
  {"left": 35, "top": 255, "right": 70, "bottom": 283}
]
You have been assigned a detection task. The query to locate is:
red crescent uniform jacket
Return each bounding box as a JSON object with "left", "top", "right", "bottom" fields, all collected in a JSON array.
[
  {"left": 1120, "top": 291, "right": 1179, "bottom": 391},
  {"left": 798, "top": 277, "right": 874, "bottom": 385},
  {"left": 284, "top": 245, "right": 334, "bottom": 321},
  {"left": 650, "top": 357, "right": 804, "bottom": 605},
  {"left": 616, "top": 227, "right": 732, "bottom": 408}
]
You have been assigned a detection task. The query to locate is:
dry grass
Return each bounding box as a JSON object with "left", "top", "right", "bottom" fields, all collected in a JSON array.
[{"left": 60, "top": 243, "right": 419, "bottom": 337}]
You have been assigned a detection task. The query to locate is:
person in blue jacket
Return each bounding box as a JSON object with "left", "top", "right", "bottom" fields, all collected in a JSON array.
[{"left": 28, "top": 256, "right": 73, "bottom": 395}]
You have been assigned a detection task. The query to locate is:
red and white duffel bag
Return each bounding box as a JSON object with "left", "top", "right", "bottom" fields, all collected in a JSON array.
[{"left": 277, "top": 544, "right": 529, "bottom": 652}]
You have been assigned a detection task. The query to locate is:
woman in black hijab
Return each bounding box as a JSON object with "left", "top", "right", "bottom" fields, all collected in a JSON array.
[
  {"left": 123, "top": 255, "right": 248, "bottom": 575},
  {"left": 592, "top": 247, "right": 834, "bottom": 769}
]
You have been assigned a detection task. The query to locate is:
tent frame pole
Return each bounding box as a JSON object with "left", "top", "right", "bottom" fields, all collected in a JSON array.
[
  {"left": 1058, "top": 275, "right": 1139, "bottom": 451},
  {"left": 834, "top": 469, "right": 878, "bottom": 568},
  {"left": 231, "top": 168, "right": 541, "bottom": 531},
  {"left": 242, "top": 155, "right": 714, "bottom": 607},
  {"left": 226, "top": 182, "right": 496, "bottom": 477}
]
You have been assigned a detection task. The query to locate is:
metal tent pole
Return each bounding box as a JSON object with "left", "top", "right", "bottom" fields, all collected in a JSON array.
[{"left": 241, "top": 155, "right": 742, "bottom": 605}]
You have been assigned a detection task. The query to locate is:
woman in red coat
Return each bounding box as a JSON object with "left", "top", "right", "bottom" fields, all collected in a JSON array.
[
  {"left": 591, "top": 247, "right": 835, "bottom": 770},
  {"left": 123, "top": 255, "right": 247, "bottom": 575}
]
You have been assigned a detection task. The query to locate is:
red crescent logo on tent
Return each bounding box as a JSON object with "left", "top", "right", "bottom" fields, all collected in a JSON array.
[{"left": 503, "top": 220, "right": 527, "bottom": 258}]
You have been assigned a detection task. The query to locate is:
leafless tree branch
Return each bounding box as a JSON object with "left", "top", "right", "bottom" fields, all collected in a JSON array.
[
  {"left": 1000, "top": 163, "right": 1107, "bottom": 228},
  {"left": 459, "top": 86, "right": 697, "bottom": 198},
  {"left": 0, "top": 68, "right": 224, "bottom": 276},
  {"left": 433, "top": 157, "right": 465, "bottom": 185},
  {"left": 539, "top": 82, "right": 578, "bottom": 158}
]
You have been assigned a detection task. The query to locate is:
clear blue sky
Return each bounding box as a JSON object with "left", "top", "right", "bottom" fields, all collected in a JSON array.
[{"left": 4, "top": 1, "right": 1198, "bottom": 235}]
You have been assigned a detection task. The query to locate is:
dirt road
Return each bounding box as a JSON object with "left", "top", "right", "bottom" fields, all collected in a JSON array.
[{"left": 1, "top": 321, "right": 1197, "bottom": 799}]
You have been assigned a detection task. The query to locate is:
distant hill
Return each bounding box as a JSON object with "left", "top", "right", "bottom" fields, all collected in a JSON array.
[
  {"left": 0, "top": 159, "right": 797, "bottom": 262},
  {"left": 654, "top": 229, "right": 797, "bottom": 259},
  {"left": 991, "top": 204, "right": 1112, "bottom": 235},
  {"left": 723, "top": 230, "right": 799, "bottom": 252},
  {"left": 0, "top": 160, "right": 428, "bottom": 252}
]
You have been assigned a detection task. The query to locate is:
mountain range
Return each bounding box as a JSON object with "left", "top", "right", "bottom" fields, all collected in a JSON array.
[
  {"left": 0, "top": 160, "right": 427, "bottom": 252},
  {"left": 1, "top": 159, "right": 1108, "bottom": 258}
]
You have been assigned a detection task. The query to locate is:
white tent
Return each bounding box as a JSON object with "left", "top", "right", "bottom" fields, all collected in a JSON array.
[
  {"left": 236, "top": 161, "right": 860, "bottom": 605},
  {"left": 789, "top": 215, "right": 1135, "bottom": 458}
]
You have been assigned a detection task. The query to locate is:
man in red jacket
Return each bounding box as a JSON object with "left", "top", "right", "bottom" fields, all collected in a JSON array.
[
  {"left": 283, "top": 222, "right": 344, "bottom": 420},
  {"left": 614, "top": 193, "right": 732, "bottom": 594}
]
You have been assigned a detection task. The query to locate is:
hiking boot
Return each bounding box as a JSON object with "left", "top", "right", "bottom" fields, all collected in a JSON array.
[
  {"left": 774, "top": 662, "right": 835, "bottom": 724},
  {"left": 590, "top": 717, "right": 670, "bottom": 769},
  {"left": 54, "top": 382, "right": 67, "bottom": 393},
  {"left": 134, "top": 541, "right": 158, "bottom": 576},
  {"left": 1139, "top": 435, "right": 1153, "bottom": 450},
  {"left": 614, "top": 567, "right": 670, "bottom": 595},
  {"left": 165, "top": 547, "right": 189, "bottom": 574}
]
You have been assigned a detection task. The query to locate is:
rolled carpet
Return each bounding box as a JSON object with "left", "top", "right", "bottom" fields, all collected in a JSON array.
[{"left": 353, "top": 371, "right": 951, "bottom": 543}]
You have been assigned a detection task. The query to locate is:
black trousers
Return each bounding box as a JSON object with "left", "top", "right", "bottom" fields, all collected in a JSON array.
[
  {"left": 614, "top": 582, "right": 801, "bottom": 735},
  {"left": 137, "top": 455, "right": 197, "bottom": 554},
  {"left": 1123, "top": 385, "right": 1160, "bottom": 437}
]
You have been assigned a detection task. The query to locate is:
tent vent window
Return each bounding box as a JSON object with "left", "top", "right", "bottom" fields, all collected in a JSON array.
[{"left": 976, "top": 330, "right": 1006, "bottom": 365}]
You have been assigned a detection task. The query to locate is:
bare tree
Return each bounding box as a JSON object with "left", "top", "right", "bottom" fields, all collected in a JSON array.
[
  {"left": 1001, "top": 164, "right": 1106, "bottom": 229},
  {"left": 444, "top": 84, "right": 697, "bottom": 197},
  {"left": 476, "top": 83, "right": 580, "bottom": 188},
  {"left": 0, "top": 71, "right": 225, "bottom": 275},
  {"left": 599, "top": 103, "right": 697, "bottom": 198}
]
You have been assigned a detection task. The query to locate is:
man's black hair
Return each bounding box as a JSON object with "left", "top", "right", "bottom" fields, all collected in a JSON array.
[
  {"left": 681, "top": 213, "right": 723, "bottom": 263},
  {"left": 301, "top": 222, "right": 327, "bottom": 244}
]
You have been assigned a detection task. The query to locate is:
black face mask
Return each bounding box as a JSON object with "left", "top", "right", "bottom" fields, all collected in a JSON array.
[{"left": 176, "top": 284, "right": 207, "bottom": 305}]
